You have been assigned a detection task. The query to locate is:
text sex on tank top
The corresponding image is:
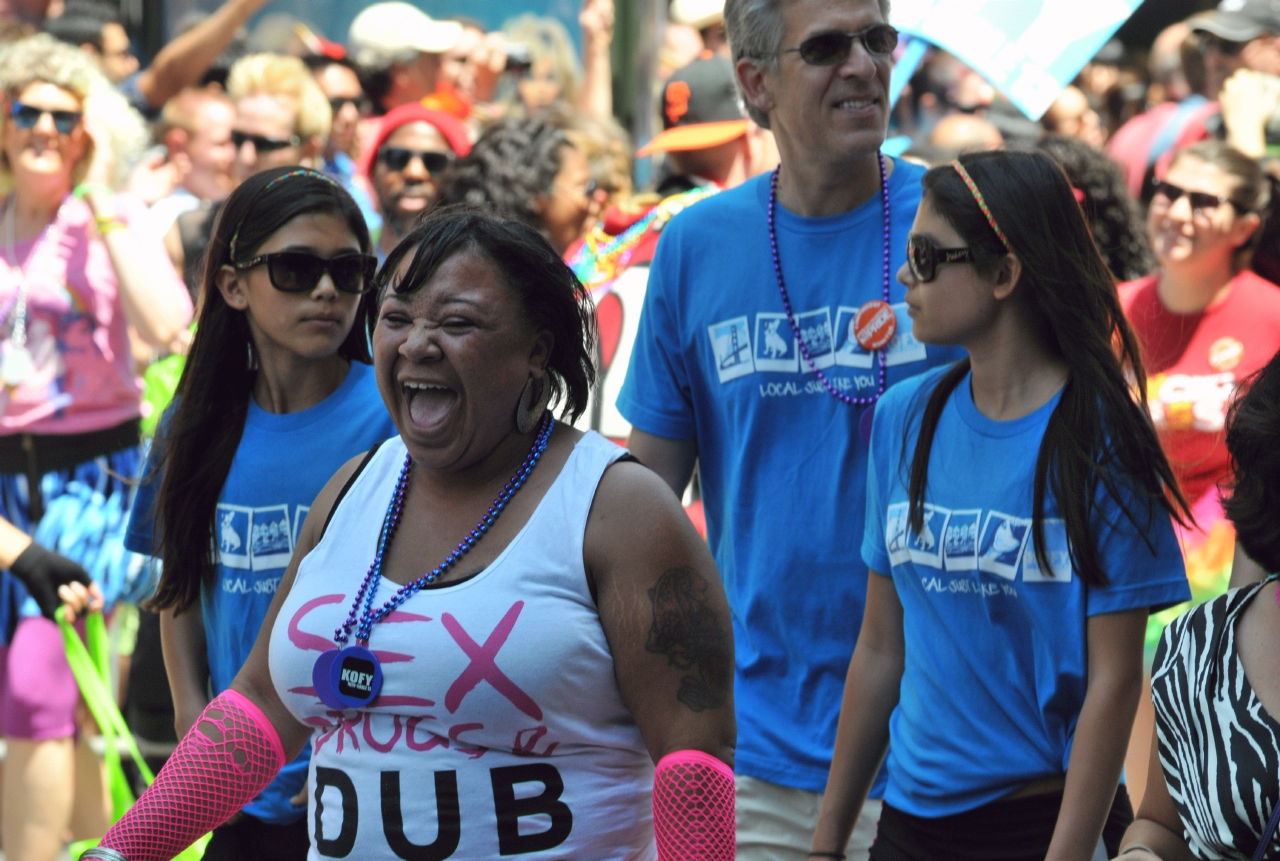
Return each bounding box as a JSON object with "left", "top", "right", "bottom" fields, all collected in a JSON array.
[{"left": 268, "top": 431, "right": 658, "bottom": 860}]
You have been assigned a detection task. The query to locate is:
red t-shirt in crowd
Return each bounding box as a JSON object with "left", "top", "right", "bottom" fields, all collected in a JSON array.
[{"left": 1119, "top": 270, "right": 1280, "bottom": 504}]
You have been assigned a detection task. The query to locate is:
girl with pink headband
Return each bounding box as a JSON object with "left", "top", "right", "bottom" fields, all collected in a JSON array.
[{"left": 810, "top": 150, "right": 1192, "bottom": 861}]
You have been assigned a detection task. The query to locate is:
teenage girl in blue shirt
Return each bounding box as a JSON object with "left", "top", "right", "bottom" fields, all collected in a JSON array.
[
  {"left": 811, "top": 150, "right": 1192, "bottom": 861},
  {"left": 126, "top": 168, "right": 395, "bottom": 860}
]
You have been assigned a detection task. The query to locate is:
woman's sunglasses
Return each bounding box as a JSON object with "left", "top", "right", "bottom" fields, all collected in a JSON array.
[
  {"left": 236, "top": 251, "right": 377, "bottom": 295},
  {"left": 1151, "top": 181, "right": 1245, "bottom": 215},
  {"left": 231, "top": 130, "right": 302, "bottom": 153},
  {"left": 782, "top": 24, "right": 899, "bottom": 66},
  {"left": 379, "top": 147, "right": 452, "bottom": 173},
  {"left": 9, "top": 102, "right": 82, "bottom": 135},
  {"left": 907, "top": 234, "right": 974, "bottom": 283}
]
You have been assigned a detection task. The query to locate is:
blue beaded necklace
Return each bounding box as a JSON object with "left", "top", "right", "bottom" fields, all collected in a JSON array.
[{"left": 312, "top": 413, "right": 555, "bottom": 710}]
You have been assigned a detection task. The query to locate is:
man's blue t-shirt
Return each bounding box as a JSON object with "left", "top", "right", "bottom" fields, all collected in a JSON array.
[
  {"left": 126, "top": 361, "right": 396, "bottom": 824},
  {"left": 863, "top": 367, "right": 1190, "bottom": 817},
  {"left": 617, "top": 162, "right": 963, "bottom": 793}
]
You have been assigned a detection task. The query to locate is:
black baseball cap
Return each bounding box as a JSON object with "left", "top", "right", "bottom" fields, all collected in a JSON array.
[
  {"left": 1191, "top": 0, "right": 1280, "bottom": 43},
  {"left": 638, "top": 54, "right": 748, "bottom": 156}
]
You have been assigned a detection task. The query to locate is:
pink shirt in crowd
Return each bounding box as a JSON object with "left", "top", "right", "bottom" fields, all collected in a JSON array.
[{"left": 0, "top": 193, "right": 191, "bottom": 435}]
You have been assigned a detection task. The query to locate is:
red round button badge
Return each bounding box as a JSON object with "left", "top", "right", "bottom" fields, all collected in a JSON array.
[{"left": 854, "top": 300, "right": 897, "bottom": 351}]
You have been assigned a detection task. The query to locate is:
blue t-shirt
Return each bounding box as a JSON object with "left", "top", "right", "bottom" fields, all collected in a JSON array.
[
  {"left": 862, "top": 367, "right": 1190, "bottom": 817},
  {"left": 126, "top": 361, "right": 396, "bottom": 824},
  {"left": 617, "top": 162, "right": 964, "bottom": 792}
]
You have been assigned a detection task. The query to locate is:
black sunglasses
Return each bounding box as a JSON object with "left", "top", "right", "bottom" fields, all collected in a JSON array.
[
  {"left": 379, "top": 147, "right": 452, "bottom": 173},
  {"left": 9, "top": 102, "right": 81, "bottom": 135},
  {"left": 236, "top": 251, "right": 377, "bottom": 295},
  {"left": 1152, "top": 180, "right": 1245, "bottom": 214},
  {"left": 328, "top": 95, "right": 372, "bottom": 117},
  {"left": 232, "top": 130, "right": 302, "bottom": 153},
  {"left": 782, "top": 24, "right": 899, "bottom": 66},
  {"left": 907, "top": 234, "right": 974, "bottom": 283}
]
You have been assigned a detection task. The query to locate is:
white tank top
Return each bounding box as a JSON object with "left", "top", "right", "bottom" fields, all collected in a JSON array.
[{"left": 269, "top": 431, "right": 657, "bottom": 860}]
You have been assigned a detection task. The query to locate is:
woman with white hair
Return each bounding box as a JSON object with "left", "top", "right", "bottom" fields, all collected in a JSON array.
[{"left": 0, "top": 33, "right": 191, "bottom": 861}]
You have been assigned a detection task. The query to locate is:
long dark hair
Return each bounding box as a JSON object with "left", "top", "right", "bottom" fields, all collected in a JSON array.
[
  {"left": 1031, "top": 134, "right": 1155, "bottom": 282},
  {"left": 1223, "top": 351, "right": 1280, "bottom": 575},
  {"left": 377, "top": 205, "right": 596, "bottom": 423},
  {"left": 906, "top": 151, "right": 1189, "bottom": 588},
  {"left": 147, "top": 166, "right": 374, "bottom": 613}
]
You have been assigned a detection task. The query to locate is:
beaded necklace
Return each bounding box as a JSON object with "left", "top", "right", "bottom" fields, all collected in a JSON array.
[
  {"left": 312, "top": 413, "right": 555, "bottom": 710},
  {"left": 767, "top": 153, "right": 893, "bottom": 408}
]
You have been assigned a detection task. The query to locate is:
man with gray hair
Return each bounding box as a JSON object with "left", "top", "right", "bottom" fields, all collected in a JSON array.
[{"left": 618, "top": 0, "right": 962, "bottom": 858}]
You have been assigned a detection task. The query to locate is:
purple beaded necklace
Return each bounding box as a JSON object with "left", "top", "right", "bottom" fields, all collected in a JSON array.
[
  {"left": 767, "top": 153, "right": 892, "bottom": 407},
  {"left": 311, "top": 412, "right": 555, "bottom": 710}
]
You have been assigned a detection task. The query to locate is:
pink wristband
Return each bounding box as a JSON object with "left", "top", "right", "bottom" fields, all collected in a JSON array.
[
  {"left": 653, "top": 749, "right": 736, "bottom": 860},
  {"left": 98, "top": 689, "right": 286, "bottom": 861}
]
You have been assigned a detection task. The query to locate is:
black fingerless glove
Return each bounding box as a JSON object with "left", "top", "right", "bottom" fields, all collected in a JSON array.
[{"left": 8, "top": 543, "right": 92, "bottom": 621}]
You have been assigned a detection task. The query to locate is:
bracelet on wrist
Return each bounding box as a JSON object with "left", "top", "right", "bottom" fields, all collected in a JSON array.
[
  {"left": 72, "top": 182, "right": 113, "bottom": 201},
  {"left": 1118, "top": 846, "right": 1159, "bottom": 858}
]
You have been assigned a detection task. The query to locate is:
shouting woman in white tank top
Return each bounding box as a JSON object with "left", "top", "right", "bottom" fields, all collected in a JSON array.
[{"left": 82, "top": 208, "right": 738, "bottom": 861}]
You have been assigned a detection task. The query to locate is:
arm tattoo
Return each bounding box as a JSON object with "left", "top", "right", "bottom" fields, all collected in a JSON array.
[{"left": 644, "top": 566, "right": 731, "bottom": 712}]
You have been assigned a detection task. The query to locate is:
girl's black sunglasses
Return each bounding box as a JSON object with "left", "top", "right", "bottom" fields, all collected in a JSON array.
[
  {"left": 908, "top": 234, "right": 974, "bottom": 283},
  {"left": 782, "top": 24, "right": 899, "bottom": 66},
  {"left": 236, "top": 251, "right": 378, "bottom": 295},
  {"left": 10, "top": 102, "right": 82, "bottom": 135}
]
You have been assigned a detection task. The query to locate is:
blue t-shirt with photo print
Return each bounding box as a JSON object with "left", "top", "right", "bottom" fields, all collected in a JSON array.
[
  {"left": 863, "top": 366, "right": 1190, "bottom": 818},
  {"left": 616, "top": 160, "right": 964, "bottom": 793},
  {"left": 126, "top": 360, "right": 396, "bottom": 824}
]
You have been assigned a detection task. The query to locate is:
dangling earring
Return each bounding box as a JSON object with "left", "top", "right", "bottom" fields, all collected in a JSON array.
[
  {"left": 246, "top": 341, "right": 259, "bottom": 371},
  {"left": 515, "top": 375, "right": 551, "bottom": 434}
]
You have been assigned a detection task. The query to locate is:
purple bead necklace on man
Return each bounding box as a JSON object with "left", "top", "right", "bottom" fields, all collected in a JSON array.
[{"left": 767, "top": 154, "right": 894, "bottom": 441}]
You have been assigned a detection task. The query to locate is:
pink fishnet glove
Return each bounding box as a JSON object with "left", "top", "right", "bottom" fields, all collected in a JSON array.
[
  {"left": 98, "top": 689, "right": 286, "bottom": 861},
  {"left": 653, "top": 749, "right": 736, "bottom": 861}
]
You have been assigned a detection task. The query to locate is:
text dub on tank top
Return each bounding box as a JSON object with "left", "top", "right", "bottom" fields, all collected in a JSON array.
[{"left": 269, "top": 432, "right": 657, "bottom": 860}]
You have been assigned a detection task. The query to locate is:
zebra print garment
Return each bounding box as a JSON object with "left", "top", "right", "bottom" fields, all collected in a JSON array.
[{"left": 1151, "top": 575, "right": 1280, "bottom": 861}]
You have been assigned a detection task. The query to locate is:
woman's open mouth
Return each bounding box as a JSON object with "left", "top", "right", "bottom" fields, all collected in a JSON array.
[{"left": 402, "top": 380, "right": 458, "bottom": 431}]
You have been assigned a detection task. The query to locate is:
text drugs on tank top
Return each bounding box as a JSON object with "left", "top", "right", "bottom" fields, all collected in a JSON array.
[{"left": 269, "top": 431, "right": 658, "bottom": 860}]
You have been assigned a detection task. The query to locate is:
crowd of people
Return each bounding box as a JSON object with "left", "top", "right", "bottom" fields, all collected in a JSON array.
[{"left": 0, "top": 0, "right": 1273, "bottom": 859}]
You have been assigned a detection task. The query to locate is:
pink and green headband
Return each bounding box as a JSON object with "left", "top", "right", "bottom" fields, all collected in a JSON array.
[{"left": 951, "top": 160, "right": 1012, "bottom": 254}]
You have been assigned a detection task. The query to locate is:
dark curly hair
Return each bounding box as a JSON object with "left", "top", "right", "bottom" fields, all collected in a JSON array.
[
  {"left": 376, "top": 205, "right": 596, "bottom": 423},
  {"left": 1031, "top": 135, "right": 1155, "bottom": 282},
  {"left": 431, "top": 118, "right": 569, "bottom": 236},
  {"left": 1223, "top": 350, "right": 1280, "bottom": 575}
]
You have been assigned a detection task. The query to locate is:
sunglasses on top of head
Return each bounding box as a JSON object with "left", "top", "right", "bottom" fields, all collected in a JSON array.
[
  {"left": 231, "top": 130, "right": 302, "bottom": 153},
  {"left": 379, "top": 147, "right": 452, "bottom": 173},
  {"left": 235, "top": 250, "right": 378, "bottom": 295},
  {"left": 907, "top": 234, "right": 974, "bottom": 283},
  {"left": 1151, "top": 181, "right": 1246, "bottom": 215},
  {"left": 9, "top": 102, "right": 82, "bottom": 135},
  {"left": 781, "top": 23, "right": 899, "bottom": 66}
]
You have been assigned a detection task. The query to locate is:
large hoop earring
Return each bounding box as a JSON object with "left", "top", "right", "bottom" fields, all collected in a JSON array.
[{"left": 515, "top": 375, "right": 550, "bottom": 434}]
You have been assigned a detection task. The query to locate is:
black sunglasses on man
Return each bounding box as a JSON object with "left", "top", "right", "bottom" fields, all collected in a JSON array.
[
  {"left": 232, "top": 130, "right": 302, "bottom": 153},
  {"left": 782, "top": 24, "right": 899, "bottom": 66},
  {"left": 379, "top": 147, "right": 452, "bottom": 174}
]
